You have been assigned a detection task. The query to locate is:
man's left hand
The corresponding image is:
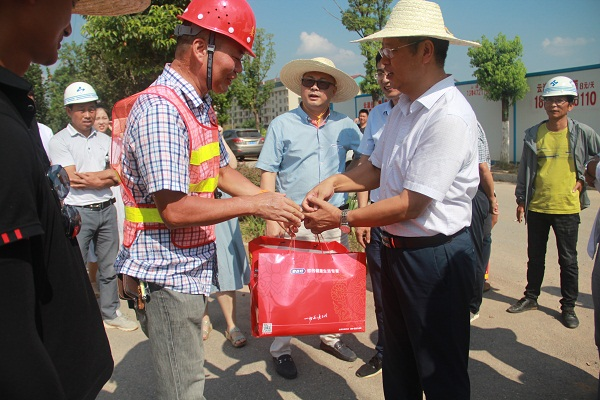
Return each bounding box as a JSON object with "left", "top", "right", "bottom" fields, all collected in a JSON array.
[{"left": 303, "top": 196, "right": 341, "bottom": 234}]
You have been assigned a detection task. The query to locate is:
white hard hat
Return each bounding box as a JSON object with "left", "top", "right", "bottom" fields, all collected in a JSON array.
[
  {"left": 542, "top": 76, "right": 578, "bottom": 98},
  {"left": 64, "top": 82, "right": 99, "bottom": 106}
]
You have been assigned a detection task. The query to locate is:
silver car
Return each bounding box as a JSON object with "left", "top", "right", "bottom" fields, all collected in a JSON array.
[{"left": 223, "top": 129, "right": 264, "bottom": 161}]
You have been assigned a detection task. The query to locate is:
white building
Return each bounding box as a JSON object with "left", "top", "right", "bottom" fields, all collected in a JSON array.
[
  {"left": 457, "top": 64, "right": 600, "bottom": 163},
  {"left": 351, "top": 64, "right": 600, "bottom": 164}
]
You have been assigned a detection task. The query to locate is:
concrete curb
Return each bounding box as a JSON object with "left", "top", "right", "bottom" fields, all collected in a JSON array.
[{"left": 492, "top": 172, "right": 517, "bottom": 184}]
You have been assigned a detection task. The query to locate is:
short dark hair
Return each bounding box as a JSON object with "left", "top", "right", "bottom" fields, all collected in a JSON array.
[
  {"left": 375, "top": 52, "right": 382, "bottom": 66},
  {"left": 406, "top": 37, "right": 449, "bottom": 68},
  {"left": 359, "top": 109, "right": 369, "bottom": 116}
]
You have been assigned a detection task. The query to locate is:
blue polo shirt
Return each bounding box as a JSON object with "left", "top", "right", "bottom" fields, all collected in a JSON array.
[{"left": 256, "top": 106, "right": 362, "bottom": 206}]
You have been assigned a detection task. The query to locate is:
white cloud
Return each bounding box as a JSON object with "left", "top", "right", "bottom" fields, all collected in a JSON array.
[
  {"left": 542, "top": 36, "right": 596, "bottom": 57},
  {"left": 297, "top": 32, "right": 337, "bottom": 55},
  {"left": 295, "top": 31, "right": 364, "bottom": 75}
]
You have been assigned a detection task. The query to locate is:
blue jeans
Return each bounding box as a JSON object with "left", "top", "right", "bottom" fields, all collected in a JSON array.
[
  {"left": 76, "top": 204, "right": 120, "bottom": 320},
  {"left": 525, "top": 211, "right": 580, "bottom": 310},
  {"left": 381, "top": 229, "right": 474, "bottom": 400},
  {"left": 136, "top": 284, "right": 208, "bottom": 400},
  {"left": 365, "top": 226, "right": 384, "bottom": 358},
  {"left": 469, "top": 190, "right": 490, "bottom": 314}
]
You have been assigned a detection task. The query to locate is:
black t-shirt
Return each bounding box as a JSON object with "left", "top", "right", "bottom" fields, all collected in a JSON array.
[{"left": 0, "top": 67, "right": 113, "bottom": 399}]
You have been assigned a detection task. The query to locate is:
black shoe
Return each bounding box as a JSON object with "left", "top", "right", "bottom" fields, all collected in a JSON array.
[
  {"left": 507, "top": 297, "right": 538, "bottom": 313},
  {"left": 561, "top": 309, "right": 579, "bottom": 329},
  {"left": 356, "top": 355, "right": 382, "bottom": 378},
  {"left": 320, "top": 340, "right": 357, "bottom": 362},
  {"left": 483, "top": 281, "right": 491, "bottom": 292},
  {"left": 273, "top": 355, "right": 297, "bottom": 379}
]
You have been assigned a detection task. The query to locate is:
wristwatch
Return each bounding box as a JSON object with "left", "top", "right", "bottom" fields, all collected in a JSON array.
[{"left": 340, "top": 209, "right": 351, "bottom": 234}]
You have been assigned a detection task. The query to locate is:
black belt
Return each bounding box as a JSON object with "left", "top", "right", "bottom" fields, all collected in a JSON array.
[
  {"left": 77, "top": 198, "right": 116, "bottom": 210},
  {"left": 381, "top": 227, "right": 467, "bottom": 250}
]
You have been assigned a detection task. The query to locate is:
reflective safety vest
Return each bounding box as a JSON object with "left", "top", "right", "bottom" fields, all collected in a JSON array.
[{"left": 111, "top": 85, "right": 220, "bottom": 249}]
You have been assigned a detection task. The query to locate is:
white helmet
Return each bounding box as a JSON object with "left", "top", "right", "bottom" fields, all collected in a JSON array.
[
  {"left": 64, "top": 82, "right": 99, "bottom": 106},
  {"left": 542, "top": 76, "right": 578, "bottom": 98}
]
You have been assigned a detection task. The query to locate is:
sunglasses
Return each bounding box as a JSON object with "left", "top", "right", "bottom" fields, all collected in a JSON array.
[
  {"left": 46, "top": 164, "right": 81, "bottom": 239},
  {"left": 301, "top": 78, "right": 336, "bottom": 91}
]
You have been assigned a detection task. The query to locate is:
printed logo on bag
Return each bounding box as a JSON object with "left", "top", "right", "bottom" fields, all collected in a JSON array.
[
  {"left": 290, "top": 268, "right": 306, "bottom": 274},
  {"left": 305, "top": 268, "right": 340, "bottom": 274}
]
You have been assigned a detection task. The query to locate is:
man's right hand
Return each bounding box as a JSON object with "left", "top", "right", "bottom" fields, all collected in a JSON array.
[
  {"left": 354, "top": 226, "right": 370, "bottom": 249},
  {"left": 516, "top": 204, "right": 525, "bottom": 223}
]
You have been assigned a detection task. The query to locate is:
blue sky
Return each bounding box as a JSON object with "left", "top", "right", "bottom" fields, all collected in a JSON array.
[{"left": 67, "top": 0, "right": 600, "bottom": 82}]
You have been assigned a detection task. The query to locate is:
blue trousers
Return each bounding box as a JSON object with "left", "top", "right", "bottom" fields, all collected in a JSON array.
[
  {"left": 469, "top": 189, "right": 492, "bottom": 314},
  {"left": 365, "top": 226, "right": 384, "bottom": 359},
  {"left": 592, "top": 253, "right": 600, "bottom": 399},
  {"left": 381, "top": 229, "right": 475, "bottom": 400}
]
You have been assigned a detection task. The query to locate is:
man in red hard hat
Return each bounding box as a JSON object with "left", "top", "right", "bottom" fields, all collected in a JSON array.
[{"left": 114, "top": 0, "right": 303, "bottom": 398}]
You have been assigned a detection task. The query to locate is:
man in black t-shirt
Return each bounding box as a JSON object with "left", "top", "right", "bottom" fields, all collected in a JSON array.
[{"left": 0, "top": 1, "right": 149, "bottom": 398}]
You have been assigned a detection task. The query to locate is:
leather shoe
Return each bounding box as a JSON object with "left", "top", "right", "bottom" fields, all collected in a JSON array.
[
  {"left": 273, "top": 355, "right": 297, "bottom": 379},
  {"left": 561, "top": 309, "right": 579, "bottom": 329},
  {"left": 320, "top": 340, "right": 357, "bottom": 362},
  {"left": 507, "top": 297, "right": 538, "bottom": 313},
  {"left": 356, "top": 354, "right": 382, "bottom": 378}
]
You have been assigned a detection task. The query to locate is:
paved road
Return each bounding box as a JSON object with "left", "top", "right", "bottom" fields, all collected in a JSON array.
[{"left": 98, "top": 181, "right": 599, "bottom": 399}]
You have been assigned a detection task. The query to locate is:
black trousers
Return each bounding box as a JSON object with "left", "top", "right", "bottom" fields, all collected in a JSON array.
[
  {"left": 381, "top": 229, "right": 475, "bottom": 400},
  {"left": 525, "top": 211, "right": 580, "bottom": 309}
]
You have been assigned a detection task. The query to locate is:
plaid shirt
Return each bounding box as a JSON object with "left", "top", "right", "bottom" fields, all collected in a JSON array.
[
  {"left": 114, "top": 64, "right": 229, "bottom": 295},
  {"left": 477, "top": 122, "right": 491, "bottom": 169}
]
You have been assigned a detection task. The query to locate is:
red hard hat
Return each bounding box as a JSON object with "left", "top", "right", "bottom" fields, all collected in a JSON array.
[{"left": 179, "top": 0, "right": 256, "bottom": 57}]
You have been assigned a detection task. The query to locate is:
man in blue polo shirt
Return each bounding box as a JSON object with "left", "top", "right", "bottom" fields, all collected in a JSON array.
[{"left": 257, "top": 57, "right": 362, "bottom": 379}]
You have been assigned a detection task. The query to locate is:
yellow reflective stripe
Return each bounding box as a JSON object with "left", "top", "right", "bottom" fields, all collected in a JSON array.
[
  {"left": 190, "top": 142, "right": 220, "bottom": 166},
  {"left": 189, "top": 177, "right": 218, "bottom": 193},
  {"left": 125, "top": 206, "right": 164, "bottom": 223}
]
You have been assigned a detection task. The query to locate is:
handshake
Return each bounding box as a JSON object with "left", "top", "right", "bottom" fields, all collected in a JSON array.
[{"left": 255, "top": 180, "right": 345, "bottom": 238}]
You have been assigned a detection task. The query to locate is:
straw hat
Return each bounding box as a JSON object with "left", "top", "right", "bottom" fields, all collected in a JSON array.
[
  {"left": 279, "top": 57, "right": 359, "bottom": 103},
  {"left": 354, "top": 0, "right": 480, "bottom": 47},
  {"left": 73, "top": 0, "right": 151, "bottom": 16}
]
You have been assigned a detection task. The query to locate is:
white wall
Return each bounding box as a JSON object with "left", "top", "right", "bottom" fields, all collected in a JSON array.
[{"left": 457, "top": 65, "right": 600, "bottom": 163}]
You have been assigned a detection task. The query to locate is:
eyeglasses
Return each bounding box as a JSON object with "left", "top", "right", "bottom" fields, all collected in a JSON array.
[
  {"left": 46, "top": 165, "right": 81, "bottom": 239},
  {"left": 543, "top": 97, "right": 569, "bottom": 106},
  {"left": 301, "top": 78, "right": 336, "bottom": 90},
  {"left": 375, "top": 71, "right": 392, "bottom": 80},
  {"left": 379, "top": 40, "right": 422, "bottom": 59}
]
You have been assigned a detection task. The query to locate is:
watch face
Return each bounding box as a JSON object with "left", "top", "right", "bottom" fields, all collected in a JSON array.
[{"left": 340, "top": 225, "right": 351, "bottom": 234}]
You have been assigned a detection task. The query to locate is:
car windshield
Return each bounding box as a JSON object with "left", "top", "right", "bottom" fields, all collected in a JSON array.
[{"left": 237, "top": 131, "right": 261, "bottom": 138}]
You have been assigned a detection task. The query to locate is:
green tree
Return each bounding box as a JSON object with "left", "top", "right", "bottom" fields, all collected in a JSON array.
[
  {"left": 82, "top": 3, "right": 184, "bottom": 108},
  {"left": 338, "top": 0, "right": 393, "bottom": 103},
  {"left": 468, "top": 33, "right": 529, "bottom": 163},
  {"left": 45, "top": 43, "right": 89, "bottom": 132},
  {"left": 229, "top": 28, "right": 276, "bottom": 132},
  {"left": 211, "top": 91, "right": 233, "bottom": 128},
  {"left": 24, "top": 64, "right": 50, "bottom": 123}
]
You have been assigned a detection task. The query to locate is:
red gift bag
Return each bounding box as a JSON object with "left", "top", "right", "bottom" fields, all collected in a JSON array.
[{"left": 249, "top": 236, "right": 366, "bottom": 337}]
